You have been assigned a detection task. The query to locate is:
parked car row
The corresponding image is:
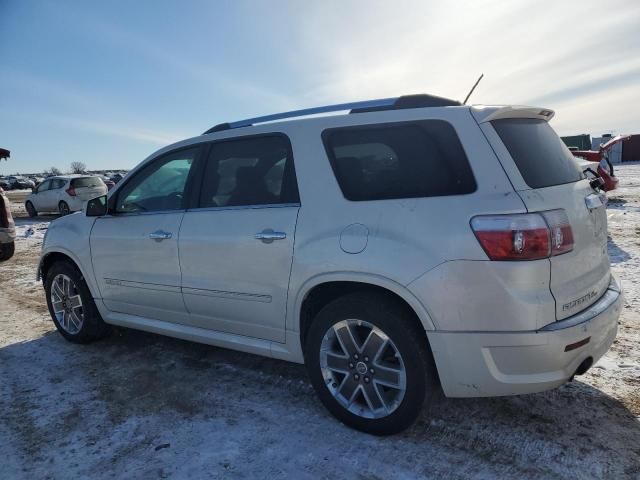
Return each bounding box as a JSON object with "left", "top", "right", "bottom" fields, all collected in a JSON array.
[{"left": 0, "top": 176, "right": 35, "bottom": 190}]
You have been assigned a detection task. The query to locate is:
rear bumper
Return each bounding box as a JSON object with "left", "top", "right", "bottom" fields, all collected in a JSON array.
[{"left": 428, "top": 275, "right": 623, "bottom": 397}]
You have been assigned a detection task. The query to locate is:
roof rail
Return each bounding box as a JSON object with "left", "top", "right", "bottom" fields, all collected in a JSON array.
[{"left": 202, "top": 94, "right": 461, "bottom": 134}]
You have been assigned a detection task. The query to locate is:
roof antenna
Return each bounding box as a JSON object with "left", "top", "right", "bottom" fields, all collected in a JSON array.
[{"left": 463, "top": 73, "right": 484, "bottom": 105}]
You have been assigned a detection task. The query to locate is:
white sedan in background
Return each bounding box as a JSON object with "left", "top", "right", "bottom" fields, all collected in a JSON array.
[{"left": 25, "top": 175, "right": 107, "bottom": 216}]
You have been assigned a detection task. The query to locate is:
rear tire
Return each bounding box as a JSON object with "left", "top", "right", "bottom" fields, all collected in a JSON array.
[
  {"left": 44, "top": 260, "right": 110, "bottom": 343},
  {"left": 0, "top": 241, "right": 14, "bottom": 261},
  {"left": 25, "top": 201, "right": 37, "bottom": 218},
  {"left": 305, "top": 292, "right": 437, "bottom": 435},
  {"left": 58, "top": 201, "right": 70, "bottom": 216}
]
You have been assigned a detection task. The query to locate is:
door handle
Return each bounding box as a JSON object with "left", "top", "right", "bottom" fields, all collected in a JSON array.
[
  {"left": 149, "top": 230, "right": 173, "bottom": 241},
  {"left": 255, "top": 229, "right": 287, "bottom": 243}
]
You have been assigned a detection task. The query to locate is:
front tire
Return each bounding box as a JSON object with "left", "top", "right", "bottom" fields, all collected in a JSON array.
[
  {"left": 0, "top": 241, "right": 14, "bottom": 261},
  {"left": 25, "top": 201, "right": 37, "bottom": 218},
  {"left": 44, "top": 260, "right": 110, "bottom": 343},
  {"left": 305, "top": 292, "right": 437, "bottom": 435}
]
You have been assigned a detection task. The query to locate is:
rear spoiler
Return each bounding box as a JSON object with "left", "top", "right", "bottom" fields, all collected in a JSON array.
[{"left": 471, "top": 106, "right": 555, "bottom": 123}]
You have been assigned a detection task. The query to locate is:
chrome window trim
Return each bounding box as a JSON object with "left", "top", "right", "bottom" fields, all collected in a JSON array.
[
  {"left": 102, "top": 209, "right": 188, "bottom": 218},
  {"left": 186, "top": 202, "right": 301, "bottom": 213}
]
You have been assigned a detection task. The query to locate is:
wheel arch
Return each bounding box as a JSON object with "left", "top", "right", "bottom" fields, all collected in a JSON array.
[
  {"left": 295, "top": 273, "right": 436, "bottom": 352},
  {"left": 39, "top": 248, "right": 99, "bottom": 299}
]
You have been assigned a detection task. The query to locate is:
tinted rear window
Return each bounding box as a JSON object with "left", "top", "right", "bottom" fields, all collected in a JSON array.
[
  {"left": 323, "top": 120, "right": 476, "bottom": 201},
  {"left": 492, "top": 118, "right": 583, "bottom": 189},
  {"left": 71, "top": 177, "right": 105, "bottom": 188}
]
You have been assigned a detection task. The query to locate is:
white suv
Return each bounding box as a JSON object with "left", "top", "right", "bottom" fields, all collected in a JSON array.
[
  {"left": 26, "top": 175, "right": 107, "bottom": 216},
  {"left": 38, "top": 95, "right": 623, "bottom": 434}
]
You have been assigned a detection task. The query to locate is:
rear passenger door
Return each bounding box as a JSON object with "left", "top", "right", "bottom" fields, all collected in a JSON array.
[
  {"left": 179, "top": 134, "right": 300, "bottom": 343},
  {"left": 49, "top": 178, "right": 66, "bottom": 209}
]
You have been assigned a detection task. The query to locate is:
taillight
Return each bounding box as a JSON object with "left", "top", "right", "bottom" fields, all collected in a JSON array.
[
  {"left": 471, "top": 209, "right": 574, "bottom": 261},
  {"left": 66, "top": 186, "right": 76, "bottom": 196},
  {"left": 541, "top": 209, "right": 574, "bottom": 255}
]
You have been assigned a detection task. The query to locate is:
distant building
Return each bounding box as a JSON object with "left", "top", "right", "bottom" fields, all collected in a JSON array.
[{"left": 561, "top": 134, "right": 591, "bottom": 150}]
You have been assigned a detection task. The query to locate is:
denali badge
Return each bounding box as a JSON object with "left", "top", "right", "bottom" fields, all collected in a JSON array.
[{"left": 563, "top": 291, "right": 598, "bottom": 312}]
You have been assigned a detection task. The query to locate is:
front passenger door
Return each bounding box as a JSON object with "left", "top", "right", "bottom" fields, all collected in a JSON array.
[
  {"left": 90, "top": 146, "right": 201, "bottom": 322},
  {"left": 31, "top": 179, "right": 52, "bottom": 211}
]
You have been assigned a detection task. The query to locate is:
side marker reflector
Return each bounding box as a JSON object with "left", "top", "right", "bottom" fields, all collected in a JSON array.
[{"left": 564, "top": 337, "right": 591, "bottom": 352}]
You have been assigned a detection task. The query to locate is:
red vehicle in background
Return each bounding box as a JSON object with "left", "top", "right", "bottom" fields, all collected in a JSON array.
[{"left": 570, "top": 134, "right": 631, "bottom": 191}]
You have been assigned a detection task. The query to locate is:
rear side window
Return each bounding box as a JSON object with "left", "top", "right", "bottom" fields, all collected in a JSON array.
[
  {"left": 51, "top": 179, "right": 66, "bottom": 189},
  {"left": 71, "top": 177, "right": 104, "bottom": 188},
  {"left": 492, "top": 118, "right": 583, "bottom": 189},
  {"left": 323, "top": 120, "right": 476, "bottom": 201},
  {"left": 198, "top": 135, "right": 299, "bottom": 208}
]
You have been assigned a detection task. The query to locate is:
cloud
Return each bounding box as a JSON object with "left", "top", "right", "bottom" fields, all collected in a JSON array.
[
  {"left": 37, "top": 113, "right": 184, "bottom": 145},
  {"left": 276, "top": 0, "right": 640, "bottom": 135}
]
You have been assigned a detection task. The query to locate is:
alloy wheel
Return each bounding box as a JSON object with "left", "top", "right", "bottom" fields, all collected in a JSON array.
[
  {"left": 50, "top": 273, "right": 84, "bottom": 334},
  {"left": 319, "top": 319, "right": 407, "bottom": 419}
]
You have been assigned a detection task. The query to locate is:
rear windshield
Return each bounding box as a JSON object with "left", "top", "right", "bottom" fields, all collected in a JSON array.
[
  {"left": 71, "top": 177, "right": 105, "bottom": 188},
  {"left": 492, "top": 118, "right": 583, "bottom": 189},
  {"left": 323, "top": 120, "right": 477, "bottom": 201}
]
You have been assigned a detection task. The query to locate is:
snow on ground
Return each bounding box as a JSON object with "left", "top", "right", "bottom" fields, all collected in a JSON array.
[{"left": 0, "top": 167, "right": 639, "bottom": 479}]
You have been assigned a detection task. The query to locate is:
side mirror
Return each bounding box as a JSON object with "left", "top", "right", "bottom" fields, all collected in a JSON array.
[
  {"left": 32, "top": 187, "right": 36, "bottom": 193},
  {"left": 86, "top": 195, "right": 108, "bottom": 217}
]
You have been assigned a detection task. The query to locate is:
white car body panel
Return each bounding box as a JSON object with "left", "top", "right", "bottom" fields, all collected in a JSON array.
[
  {"left": 90, "top": 212, "right": 188, "bottom": 323},
  {"left": 179, "top": 205, "right": 299, "bottom": 343}
]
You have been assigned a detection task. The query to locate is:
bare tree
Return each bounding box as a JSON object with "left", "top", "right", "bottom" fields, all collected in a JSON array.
[
  {"left": 69, "top": 161, "right": 87, "bottom": 174},
  {"left": 47, "top": 166, "right": 62, "bottom": 176}
]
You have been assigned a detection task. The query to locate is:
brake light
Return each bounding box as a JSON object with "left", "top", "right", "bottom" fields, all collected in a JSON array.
[
  {"left": 541, "top": 209, "right": 574, "bottom": 255},
  {"left": 471, "top": 209, "right": 574, "bottom": 261},
  {"left": 66, "top": 186, "right": 76, "bottom": 196}
]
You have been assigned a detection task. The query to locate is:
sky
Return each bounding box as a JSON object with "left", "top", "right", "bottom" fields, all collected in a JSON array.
[{"left": 1, "top": 0, "right": 639, "bottom": 175}]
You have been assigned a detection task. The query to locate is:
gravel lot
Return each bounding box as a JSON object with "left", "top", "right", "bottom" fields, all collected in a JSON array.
[{"left": 1, "top": 167, "right": 639, "bottom": 479}]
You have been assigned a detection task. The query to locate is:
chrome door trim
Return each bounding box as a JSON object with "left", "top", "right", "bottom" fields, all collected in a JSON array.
[
  {"left": 182, "top": 287, "right": 272, "bottom": 303},
  {"left": 103, "top": 278, "right": 181, "bottom": 293}
]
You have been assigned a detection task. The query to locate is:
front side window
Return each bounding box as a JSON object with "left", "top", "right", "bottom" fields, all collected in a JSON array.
[
  {"left": 116, "top": 147, "right": 198, "bottom": 213},
  {"left": 323, "top": 120, "right": 476, "bottom": 201},
  {"left": 198, "top": 135, "right": 299, "bottom": 208}
]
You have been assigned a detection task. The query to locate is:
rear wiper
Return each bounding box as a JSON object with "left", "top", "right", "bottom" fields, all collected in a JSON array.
[{"left": 583, "top": 168, "right": 605, "bottom": 191}]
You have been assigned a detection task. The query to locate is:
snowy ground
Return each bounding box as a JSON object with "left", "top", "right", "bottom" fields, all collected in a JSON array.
[{"left": 1, "top": 166, "right": 639, "bottom": 479}]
